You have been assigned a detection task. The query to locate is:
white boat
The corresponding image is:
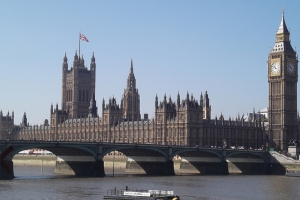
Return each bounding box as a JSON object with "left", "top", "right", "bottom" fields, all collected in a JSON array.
[{"left": 103, "top": 188, "right": 180, "bottom": 200}]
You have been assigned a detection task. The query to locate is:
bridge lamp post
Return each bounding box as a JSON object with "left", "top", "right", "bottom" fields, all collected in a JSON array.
[
  {"left": 222, "top": 139, "right": 227, "bottom": 149},
  {"left": 7, "top": 127, "right": 11, "bottom": 140},
  {"left": 113, "top": 150, "right": 115, "bottom": 177},
  {"left": 266, "top": 129, "right": 270, "bottom": 152}
]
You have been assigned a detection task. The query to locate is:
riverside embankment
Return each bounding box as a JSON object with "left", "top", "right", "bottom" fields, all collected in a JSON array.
[
  {"left": 12, "top": 155, "right": 182, "bottom": 174},
  {"left": 12, "top": 154, "right": 299, "bottom": 175},
  {"left": 12, "top": 155, "right": 129, "bottom": 173},
  {"left": 13, "top": 155, "right": 57, "bottom": 166}
]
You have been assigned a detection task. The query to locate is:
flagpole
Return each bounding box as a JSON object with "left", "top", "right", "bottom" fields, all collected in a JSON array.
[{"left": 79, "top": 31, "right": 81, "bottom": 58}]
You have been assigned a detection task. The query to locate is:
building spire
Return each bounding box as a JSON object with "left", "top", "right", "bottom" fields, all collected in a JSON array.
[
  {"left": 62, "top": 52, "right": 68, "bottom": 69},
  {"left": 130, "top": 58, "right": 133, "bottom": 74},
  {"left": 91, "top": 52, "right": 95, "bottom": 62},
  {"left": 64, "top": 52, "right": 67, "bottom": 62},
  {"left": 88, "top": 93, "right": 98, "bottom": 118},
  {"left": 276, "top": 7, "right": 289, "bottom": 35},
  {"left": 127, "top": 59, "right": 136, "bottom": 90},
  {"left": 271, "top": 9, "right": 294, "bottom": 53}
]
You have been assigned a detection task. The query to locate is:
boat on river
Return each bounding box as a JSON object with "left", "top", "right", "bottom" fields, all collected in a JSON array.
[{"left": 103, "top": 188, "right": 180, "bottom": 200}]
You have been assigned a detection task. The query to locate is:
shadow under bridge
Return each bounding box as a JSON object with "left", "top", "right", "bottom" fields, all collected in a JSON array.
[
  {"left": 104, "top": 146, "right": 175, "bottom": 175},
  {"left": 175, "top": 149, "right": 226, "bottom": 175},
  {"left": 173, "top": 148, "right": 268, "bottom": 175},
  {"left": 226, "top": 151, "right": 267, "bottom": 174}
]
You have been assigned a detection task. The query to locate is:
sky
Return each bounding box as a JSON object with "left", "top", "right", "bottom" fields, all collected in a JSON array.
[{"left": 1, "top": 1, "right": 300, "bottom": 125}]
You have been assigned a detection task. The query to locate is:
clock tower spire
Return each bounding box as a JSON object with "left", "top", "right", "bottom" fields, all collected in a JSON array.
[{"left": 268, "top": 9, "right": 298, "bottom": 150}]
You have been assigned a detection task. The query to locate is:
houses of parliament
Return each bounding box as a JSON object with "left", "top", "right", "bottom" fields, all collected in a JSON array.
[{"left": 0, "top": 11, "right": 298, "bottom": 151}]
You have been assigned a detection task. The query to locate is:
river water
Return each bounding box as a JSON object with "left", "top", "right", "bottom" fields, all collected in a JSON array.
[{"left": 1, "top": 165, "right": 300, "bottom": 200}]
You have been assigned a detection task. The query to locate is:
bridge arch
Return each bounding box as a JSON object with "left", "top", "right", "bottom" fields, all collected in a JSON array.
[
  {"left": 1, "top": 141, "right": 104, "bottom": 179},
  {"left": 173, "top": 148, "right": 223, "bottom": 161},
  {"left": 226, "top": 151, "right": 267, "bottom": 174},
  {"left": 102, "top": 146, "right": 168, "bottom": 160},
  {"left": 10, "top": 142, "right": 98, "bottom": 160},
  {"left": 101, "top": 145, "right": 172, "bottom": 175},
  {"left": 226, "top": 151, "right": 266, "bottom": 161},
  {"left": 171, "top": 148, "right": 225, "bottom": 175}
]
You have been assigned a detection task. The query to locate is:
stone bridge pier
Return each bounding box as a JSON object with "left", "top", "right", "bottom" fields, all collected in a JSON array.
[
  {"left": 0, "top": 145, "right": 15, "bottom": 179},
  {"left": 0, "top": 157, "right": 14, "bottom": 179},
  {"left": 0, "top": 159, "right": 15, "bottom": 180}
]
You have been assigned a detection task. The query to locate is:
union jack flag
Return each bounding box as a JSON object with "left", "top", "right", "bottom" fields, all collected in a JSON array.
[{"left": 80, "top": 33, "right": 89, "bottom": 42}]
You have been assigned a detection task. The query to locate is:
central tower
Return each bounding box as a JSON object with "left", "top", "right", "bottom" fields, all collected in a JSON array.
[
  {"left": 61, "top": 52, "right": 96, "bottom": 118},
  {"left": 121, "top": 59, "right": 141, "bottom": 121},
  {"left": 268, "top": 10, "right": 298, "bottom": 150}
]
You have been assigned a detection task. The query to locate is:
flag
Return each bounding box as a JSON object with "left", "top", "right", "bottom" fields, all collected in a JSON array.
[{"left": 80, "top": 33, "right": 89, "bottom": 42}]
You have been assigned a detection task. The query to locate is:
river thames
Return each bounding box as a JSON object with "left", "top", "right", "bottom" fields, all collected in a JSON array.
[{"left": 1, "top": 165, "right": 300, "bottom": 200}]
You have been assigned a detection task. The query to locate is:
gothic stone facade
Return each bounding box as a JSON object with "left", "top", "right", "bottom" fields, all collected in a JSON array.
[
  {"left": 14, "top": 55, "right": 265, "bottom": 150},
  {"left": 6, "top": 12, "right": 298, "bottom": 151},
  {"left": 16, "top": 94, "right": 265, "bottom": 149}
]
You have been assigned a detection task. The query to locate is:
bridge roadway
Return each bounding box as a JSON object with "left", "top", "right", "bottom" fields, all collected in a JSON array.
[{"left": 0, "top": 140, "right": 272, "bottom": 179}]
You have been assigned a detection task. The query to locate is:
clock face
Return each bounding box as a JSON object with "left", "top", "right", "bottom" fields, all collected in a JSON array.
[
  {"left": 271, "top": 62, "right": 280, "bottom": 75},
  {"left": 287, "top": 62, "right": 296, "bottom": 74}
]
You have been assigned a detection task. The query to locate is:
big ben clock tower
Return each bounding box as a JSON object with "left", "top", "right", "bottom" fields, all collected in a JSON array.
[{"left": 268, "top": 10, "right": 298, "bottom": 150}]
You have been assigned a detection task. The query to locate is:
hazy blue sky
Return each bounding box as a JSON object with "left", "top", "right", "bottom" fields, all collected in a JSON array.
[{"left": 1, "top": 1, "right": 299, "bottom": 124}]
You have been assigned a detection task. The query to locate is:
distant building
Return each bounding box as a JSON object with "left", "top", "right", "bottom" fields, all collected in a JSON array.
[
  {"left": 242, "top": 108, "right": 268, "bottom": 122},
  {"left": 0, "top": 111, "right": 15, "bottom": 140},
  {"left": 258, "top": 108, "right": 268, "bottom": 120}
]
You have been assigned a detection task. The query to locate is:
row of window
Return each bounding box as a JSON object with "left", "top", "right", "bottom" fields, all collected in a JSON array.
[
  {"left": 66, "top": 89, "right": 73, "bottom": 102},
  {"left": 65, "top": 90, "right": 90, "bottom": 103},
  {"left": 79, "top": 90, "right": 89, "bottom": 102}
]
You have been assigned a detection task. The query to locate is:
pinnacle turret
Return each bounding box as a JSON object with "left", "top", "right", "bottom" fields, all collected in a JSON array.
[
  {"left": 200, "top": 92, "right": 203, "bottom": 107},
  {"left": 74, "top": 50, "right": 78, "bottom": 60},
  {"left": 91, "top": 52, "right": 95, "bottom": 63},
  {"left": 177, "top": 92, "right": 180, "bottom": 107},
  {"left": 155, "top": 94, "right": 158, "bottom": 109},
  {"left": 88, "top": 93, "right": 98, "bottom": 118},
  {"left": 22, "top": 112, "right": 27, "bottom": 126}
]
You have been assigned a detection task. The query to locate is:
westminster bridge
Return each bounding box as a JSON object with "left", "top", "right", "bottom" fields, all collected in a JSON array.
[{"left": 0, "top": 140, "right": 284, "bottom": 179}]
